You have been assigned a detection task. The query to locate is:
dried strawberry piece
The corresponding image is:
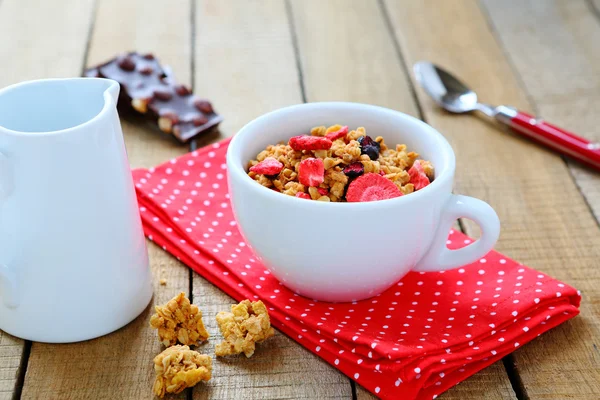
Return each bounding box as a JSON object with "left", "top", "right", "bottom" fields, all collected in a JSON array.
[
  {"left": 325, "top": 126, "right": 349, "bottom": 141},
  {"left": 298, "top": 158, "right": 325, "bottom": 187},
  {"left": 249, "top": 157, "right": 284, "bottom": 175},
  {"left": 289, "top": 135, "right": 332, "bottom": 151},
  {"left": 346, "top": 173, "right": 402, "bottom": 202},
  {"left": 343, "top": 162, "right": 364, "bottom": 178},
  {"left": 408, "top": 160, "right": 430, "bottom": 190},
  {"left": 295, "top": 192, "right": 311, "bottom": 199},
  {"left": 317, "top": 187, "right": 329, "bottom": 196}
]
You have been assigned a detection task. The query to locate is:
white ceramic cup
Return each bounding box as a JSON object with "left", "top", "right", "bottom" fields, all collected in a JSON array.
[
  {"left": 227, "top": 102, "right": 500, "bottom": 302},
  {"left": 0, "top": 78, "right": 153, "bottom": 342}
]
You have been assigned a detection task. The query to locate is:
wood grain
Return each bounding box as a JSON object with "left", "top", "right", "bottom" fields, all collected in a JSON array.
[
  {"left": 385, "top": 0, "right": 600, "bottom": 398},
  {"left": 191, "top": 1, "right": 351, "bottom": 398},
  {"left": 0, "top": 332, "right": 23, "bottom": 400},
  {"left": 289, "top": 0, "right": 514, "bottom": 398},
  {"left": 20, "top": 0, "right": 191, "bottom": 399},
  {"left": 481, "top": 0, "right": 600, "bottom": 222},
  {"left": 0, "top": 0, "right": 96, "bottom": 397}
]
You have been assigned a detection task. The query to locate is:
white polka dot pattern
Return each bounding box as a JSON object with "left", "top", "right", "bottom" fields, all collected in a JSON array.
[{"left": 132, "top": 138, "right": 581, "bottom": 400}]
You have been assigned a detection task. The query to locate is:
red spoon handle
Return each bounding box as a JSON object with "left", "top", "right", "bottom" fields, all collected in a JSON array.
[{"left": 504, "top": 110, "right": 600, "bottom": 170}]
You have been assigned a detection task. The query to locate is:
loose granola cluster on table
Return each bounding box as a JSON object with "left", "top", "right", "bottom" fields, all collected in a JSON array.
[
  {"left": 247, "top": 125, "right": 434, "bottom": 202},
  {"left": 152, "top": 345, "right": 212, "bottom": 398},
  {"left": 215, "top": 300, "right": 275, "bottom": 358},
  {"left": 149, "top": 294, "right": 275, "bottom": 397},
  {"left": 150, "top": 292, "right": 210, "bottom": 347}
]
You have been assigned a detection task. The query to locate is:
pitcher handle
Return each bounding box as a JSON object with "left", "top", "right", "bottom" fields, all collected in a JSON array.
[
  {"left": 413, "top": 194, "right": 500, "bottom": 272},
  {"left": 0, "top": 150, "right": 18, "bottom": 308}
]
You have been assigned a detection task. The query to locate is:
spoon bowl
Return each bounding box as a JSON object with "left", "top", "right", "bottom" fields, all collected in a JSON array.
[{"left": 413, "top": 61, "right": 491, "bottom": 116}]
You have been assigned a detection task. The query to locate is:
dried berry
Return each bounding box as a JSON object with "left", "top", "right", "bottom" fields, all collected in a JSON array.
[
  {"left": 343, "top": 162, "right": 365, "bottom": 178},
  {"left": 154, "top": 89, "right": 173, "bottom": 101},
  {"left": 317, "top": 187, "right": 329, "bottom": 196},
  {"left": 289, "top": 135, "right": 333, "bottom": 151},
  {"left": 298, "top": 158, "right": 325, "bottom": 187},
  {"left": 249, "top": 157, "right": 284, "bottom": 175},
  {"left": 408, "top": 160, "right": 430, "bottom": 190},
  {"left": 139, "top": 66, "right": 153, "bottom": 75},
  {"left": 117, "top": 57, "right": 136, "bottom": 71},
  {"left": 295, "top": 192, "right": 311, "bottom": 199},
  {"left": 346, "top": 173, "right": 402, "bottom": 202},
  {"left": 192, "top": 116, "right": 209, "bottom": 126},
  {"left": 142, "top": 53, "right": 155, "bottom": 60},
  {"left": 175, "top": 84, "right": 192, "bottom": 96},
  {"left": 194, "top": 100, "right": 213, "bottom": 114},
  {"left": 358, "top": 135, "right": 381, "bottom": 160},
  {"left": 325, "top": 125, "right": 349, "bottom": 141}
]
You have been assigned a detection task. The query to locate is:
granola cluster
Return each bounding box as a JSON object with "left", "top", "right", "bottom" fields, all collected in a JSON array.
[
  {"left": 247, "top": 125, "right": 434, "bottom": 202},
  {"left": 150, "top": 292, "right": 210, "bottom": 347},
  {"left": 149, "top": 294, "right": 275, "bottom": 396},
  {"left": 152, "top": 345, "right": 212, "bottom": 398},
  {"left": 215, "top": 300, "right": 275, "bottom": 358}
]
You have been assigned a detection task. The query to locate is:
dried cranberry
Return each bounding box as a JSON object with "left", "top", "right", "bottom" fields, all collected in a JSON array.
[
  {"left": 139, "top": 66, "right": 153, "bottom": 75},
  {"left": 117, "top": 57, "right": 135, "bottom": 71},
  {"left": 317, "top": 187, "right": 329, "bottom": 196},
  {"left": 153, "top": 89, "right": 173, "bottom": 101},
  {"left": 194, "top": 100, "right": 213, "bottom": 114},
  {"left": 192, "top": 116, "right": 209, "bottom": 126},
  {"left": 343, "top": 162, "right": 364, "bottom": 178},
  {"left": 358, "top": 135, "right": 381, "bottom": 160},
  {"left": 175, "top": 84, "right": 192, "bottom": 96}
]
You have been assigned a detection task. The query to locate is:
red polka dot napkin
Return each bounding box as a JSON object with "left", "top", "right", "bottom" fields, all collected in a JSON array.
[{"left": 132, "top": 138, "right": 580, "bottom": 400}]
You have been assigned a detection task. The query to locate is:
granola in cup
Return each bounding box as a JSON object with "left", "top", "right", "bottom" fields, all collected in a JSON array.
[{"left": 247, "top": 125, "right": 434, "bottom": 202}]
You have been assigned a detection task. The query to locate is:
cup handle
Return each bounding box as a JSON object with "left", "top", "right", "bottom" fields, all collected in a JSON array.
[
  {"left": 0, "top": 150, "right": 18, "bottom": 308},
  {"left": 413, "top": 194, "right": 500, "bottom": 272}
]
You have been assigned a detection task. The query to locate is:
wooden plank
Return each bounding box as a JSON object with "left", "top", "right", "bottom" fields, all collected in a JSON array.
[
  {"left": 0, "top": 0, "right": 96, "bottom": 398},
  {"left": 0, "top": 332, "right": 23, "bottom": 400},
  {"left": 289, "top": 0, "right": 516, "bottom": 398},
  {"left": 477, "top": 1, "right": 600, "bottom": 398},
  {"left": 384, "top": 0, "right": 600, "bottom": 399},
  {"left": 20, "top": 0, "right": 192, "bottom": 399},
  {"left": 481, "top": 0, "right": 600, "bottom": 221},
  {"left": 191, "top": 1, "right": 352, "bottom": 398}
]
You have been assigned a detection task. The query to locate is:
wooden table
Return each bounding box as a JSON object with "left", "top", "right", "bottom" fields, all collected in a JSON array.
[{"left": 1, "top": 0, "right": 599, "bottom": 399}]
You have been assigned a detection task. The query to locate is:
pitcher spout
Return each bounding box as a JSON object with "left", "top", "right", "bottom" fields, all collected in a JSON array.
[
  {"left": 102, "top": 78, "right": 120, "bottom": 105},
  {"left": 79, "top": 77, "right": 120, "bottom": 106}
]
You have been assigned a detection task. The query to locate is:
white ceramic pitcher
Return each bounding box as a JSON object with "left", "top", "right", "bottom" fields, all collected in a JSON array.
[{"left": 0, "top": 78, "right": 153, "bottom": 342}]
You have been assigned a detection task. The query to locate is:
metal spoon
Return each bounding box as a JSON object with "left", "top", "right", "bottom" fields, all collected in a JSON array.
[{"left": 413, "top": 61, "right": 600, "bottom": 170}]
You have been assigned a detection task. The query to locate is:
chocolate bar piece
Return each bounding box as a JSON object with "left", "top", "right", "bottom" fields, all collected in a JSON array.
[{"left": 84, "top": 52, "right": 222, "bottom": 142}]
